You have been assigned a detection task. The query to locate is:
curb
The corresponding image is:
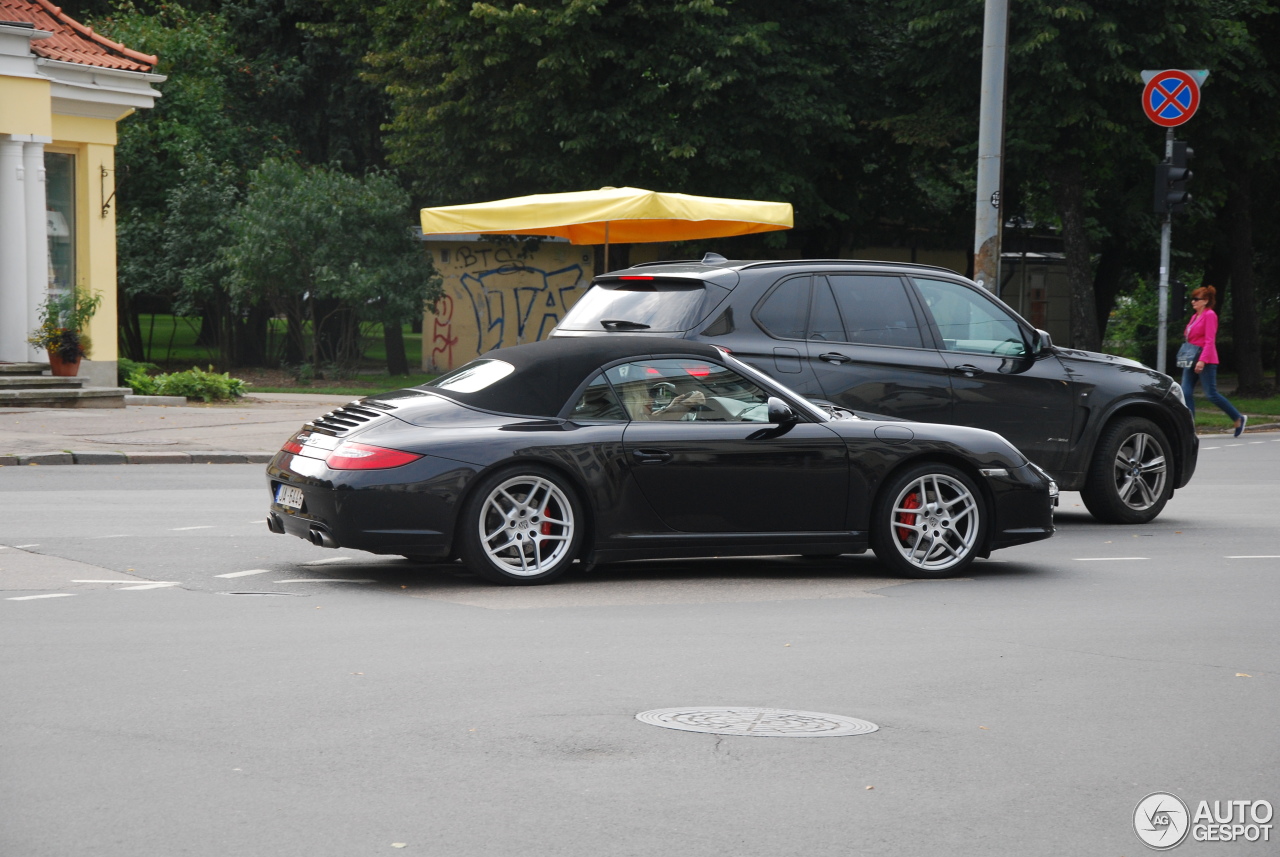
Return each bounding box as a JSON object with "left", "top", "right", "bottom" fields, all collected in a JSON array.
[{"left": 0, "top": 451, "right": 274, "bottom": 466}]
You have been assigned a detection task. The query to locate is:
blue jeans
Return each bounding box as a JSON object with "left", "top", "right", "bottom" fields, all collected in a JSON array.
[{"left": 1180, "top": 363, "right": 1242, "bottom": 422}]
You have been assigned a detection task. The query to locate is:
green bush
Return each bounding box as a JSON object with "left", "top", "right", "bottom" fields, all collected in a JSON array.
[
  {"left": 118, "top": 357, "right": 160, "bottom": 389},
  {"left": 124, "top": 365, "right": 246, "bottom": 402}
]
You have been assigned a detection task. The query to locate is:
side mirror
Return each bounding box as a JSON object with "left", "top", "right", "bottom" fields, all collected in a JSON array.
[
  {"left": 1034, "top": 329, "right": 1053, "bottom": 355},
  {"left": 767, "top": 396, "right": 799, "bottom": 425}
]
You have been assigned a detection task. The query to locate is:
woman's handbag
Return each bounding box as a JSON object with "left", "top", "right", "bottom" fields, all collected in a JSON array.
[{"left": 1176, "top": 342, "right": 1203, "bottom": 368}]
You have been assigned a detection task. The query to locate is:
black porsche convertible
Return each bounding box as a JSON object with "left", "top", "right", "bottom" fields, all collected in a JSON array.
[{"left": 266, "top": 337, "right": 1056, "bottom": 584}]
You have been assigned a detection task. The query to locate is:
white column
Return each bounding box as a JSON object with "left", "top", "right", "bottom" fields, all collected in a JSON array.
[
  {"left": 0, "top": 136, "right": 30, "bottom": 363},
  {"left": 23, "top": 138, "right": 50, "bottom": 361}
]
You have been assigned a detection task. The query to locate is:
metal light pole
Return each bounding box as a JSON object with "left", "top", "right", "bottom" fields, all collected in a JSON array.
[
  {"left": 1156, "top": 129, "right": 1173, "bottom": 375},
  {"left": 973, "top": 0, "right": 1009, "bottom": 294}
]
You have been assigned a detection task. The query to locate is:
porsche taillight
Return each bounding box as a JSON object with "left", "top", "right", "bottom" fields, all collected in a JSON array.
[{"left": 325, "top": 442, "right": 422, "bottom": 470}]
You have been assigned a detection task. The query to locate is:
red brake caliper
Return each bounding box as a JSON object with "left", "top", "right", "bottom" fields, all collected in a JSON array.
[
  {"left": 541, "top": 506, "right": 553, "bottom": 536},
  {"left": 896, "top": 492, "right": 921, "bottom": 542}
]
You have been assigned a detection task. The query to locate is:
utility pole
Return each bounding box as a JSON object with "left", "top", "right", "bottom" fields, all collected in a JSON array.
[{"left": 973, "top": 0, "right": 1009, "bottom": 294}]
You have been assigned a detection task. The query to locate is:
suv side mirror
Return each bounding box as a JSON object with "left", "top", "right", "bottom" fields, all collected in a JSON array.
[
  {"left": 1034, "top": 329, "right": 1053, "bottom": 355},
  {"left": 767, "top": 396, "right": 799, "bottom": 425}
]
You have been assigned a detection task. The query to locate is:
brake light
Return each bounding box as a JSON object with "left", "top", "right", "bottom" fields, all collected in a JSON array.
[
  {"left": 619, "top": 276, "right": 655, "bottom": 280},
  {"left": 325, "top": 442, "right": 422, "bottom": 470},
  {"left": 685, "top": 364, "right": 711, "bottom": 378},
  {"left": 281, "top": 438, "right": 305, "bottom": 455}
]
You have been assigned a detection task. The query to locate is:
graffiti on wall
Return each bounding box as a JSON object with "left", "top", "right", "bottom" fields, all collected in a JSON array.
[{"left": 427, "top": 243, "right": 590, "bottom": 372}]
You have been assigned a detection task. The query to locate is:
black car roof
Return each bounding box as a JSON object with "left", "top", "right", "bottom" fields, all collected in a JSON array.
[
  {"left": 620, "top": 258, "right": 959, "bottom": 277},
  {"left": 426, "top": 336, "right": 725, "bottom": 418}
]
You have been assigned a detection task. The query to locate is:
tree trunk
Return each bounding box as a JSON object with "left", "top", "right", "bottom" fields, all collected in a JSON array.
[
  {"left": 1224, "top": 168, "right": 1270, "bottom": 394},
  {"left": 1092, "top": 247, "right": 1125, "bottom": 344},
  {"left": 1053, "top": 159, "right": 1101, "bottom": 351},
  {"left": 383, "top": 321, "right": 409, "bottom": 375},
  {"left": 117, "top": 291, "right": 146, "bottom": 361}
]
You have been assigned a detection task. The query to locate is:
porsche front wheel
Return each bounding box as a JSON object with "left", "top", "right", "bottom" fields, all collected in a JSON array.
[
  {"left": 458, "top": 466, "right": 584, "bottom": 585},
  {"left": 871, "top": 463, "right": 987, "bottom": 578}
]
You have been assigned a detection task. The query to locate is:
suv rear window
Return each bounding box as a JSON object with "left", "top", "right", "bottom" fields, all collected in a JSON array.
[{"left": 557, "top": 280, "right": 711, "bottom": 333}]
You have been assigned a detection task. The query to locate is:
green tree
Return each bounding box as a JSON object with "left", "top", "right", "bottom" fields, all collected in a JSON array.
[
  {"left": 883, "top": 0, "right": 1274, "bottom": 355},
  {"left": 224, "top": 160, "right": 441, "bottom": 374},
  {"left": 359, "top": 0, "right": 932, "bottom": 251}
]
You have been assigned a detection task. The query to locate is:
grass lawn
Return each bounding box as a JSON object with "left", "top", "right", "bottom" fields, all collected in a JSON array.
[
  {"left": 132, "top": 315, "right": 432, "bottom": 394},
  {"left": 1191, "top": 390, "right": 1280, "bottom": 432}
]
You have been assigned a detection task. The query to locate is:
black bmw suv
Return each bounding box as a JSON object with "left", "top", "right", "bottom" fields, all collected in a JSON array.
[{"left": 552, "top": 255, "right": 1198, "bottom": 524}]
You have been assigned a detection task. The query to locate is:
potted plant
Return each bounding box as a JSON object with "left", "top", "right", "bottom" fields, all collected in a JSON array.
[{"left": 28, "top": 288, "right": 103, "bottom": 377}]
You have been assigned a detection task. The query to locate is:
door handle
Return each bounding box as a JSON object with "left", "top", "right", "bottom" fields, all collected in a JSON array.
[
  {"left": 819, "top": 352, "right": 852, "bottom": 364},
  {"left": 953, "top": 364, "right": 984, "bottom": 377},
  {"left": 632, "top": 448, "right": 672, "bottom": 464}
]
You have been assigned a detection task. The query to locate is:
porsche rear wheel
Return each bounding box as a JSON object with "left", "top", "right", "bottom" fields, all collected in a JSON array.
[
  {"left": 871, "top": 463, "right": 987, "bottom": 578},
  {"left": 458, "top": 466, "right": 584, "bottom": 585}
]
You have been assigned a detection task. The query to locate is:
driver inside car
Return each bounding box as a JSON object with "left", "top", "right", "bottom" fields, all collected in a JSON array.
[{"left": 647, "top": 387, "right": 705, "bottom": 420}]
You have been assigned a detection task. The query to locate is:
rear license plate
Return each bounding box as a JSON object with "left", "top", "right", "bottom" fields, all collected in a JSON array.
[{"left": 275, "top": 484, "right": 304, "bottom": 510}]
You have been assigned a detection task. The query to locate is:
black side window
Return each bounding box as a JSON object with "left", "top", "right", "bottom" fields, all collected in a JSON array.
[
  {"left": 755, "top": 276, "right": 810, "bottom": 339},
  {"left": 809, "top": 277, "right": 844, "bottom": 341},
  {"left": 569, "top": 373, "right": 628, "bottom": 421},
  {"left": 827, "top": 275, "right": 924, "bottom": 348},
  {"left": 912, "top": 277, "right": 1027, "bottom": 356}
]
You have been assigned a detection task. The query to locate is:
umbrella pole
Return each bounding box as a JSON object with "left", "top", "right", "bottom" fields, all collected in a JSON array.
[{"left": 603, "top": 221, "right": 610, "bottom": 273}]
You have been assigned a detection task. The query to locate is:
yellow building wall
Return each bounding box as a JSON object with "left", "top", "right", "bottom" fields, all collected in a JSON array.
[
  {"left": 45, "top": 117, "right": 120, "bottom": 363},
  {"left": 0, "top": 76, "right": 52, "bottom": 135},
  {"left": 422, "top": 241, "right": 595, "bottom": 372}
]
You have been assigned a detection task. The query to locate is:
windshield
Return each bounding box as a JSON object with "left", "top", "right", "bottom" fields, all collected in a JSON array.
[{"left": 557, "top": 281, "right": 710, "bottom": 332}]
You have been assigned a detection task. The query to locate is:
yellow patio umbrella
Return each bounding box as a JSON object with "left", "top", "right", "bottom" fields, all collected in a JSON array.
[{"left": 419, "top": 186, "right": 793, "bottom": 261}]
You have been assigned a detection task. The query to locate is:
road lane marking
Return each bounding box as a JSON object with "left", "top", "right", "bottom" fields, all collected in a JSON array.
[
  {"left": 171, "top": 526, "right": 214, "bottom": 531},
  {"left": 15, "top": 544, "right": 38, "bottom": 548},
  {"left": 215, "top": 569, "right": 273, "bottom": 578},
  {"left": 117, "top": 582, "right": 181, "bottom": 590},
  {"left": 8, "top": 593, "right": 75, "bottom": 601},
  {"left": 301, "top": 557, "right": 354, "bottom": 565},
  {"left": 1202, "top": 446, "right": 1219, "bottom": 450},
  {"left": 275, "top": 578, "right": 375, "bottom": 584},
  {"left": 72, "top": 579, "right": 149, "bottom": 583},
  {"left": 247, "top": 520, "right": 266, "bottom": 524},
  {"left": 1073, "top": 557, "right": 1150, "bottom": 561}
]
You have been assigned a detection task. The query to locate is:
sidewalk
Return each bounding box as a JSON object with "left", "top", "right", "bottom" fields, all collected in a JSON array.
[{"left": 0, "top": 392, "right": 355, "bottom": 465}]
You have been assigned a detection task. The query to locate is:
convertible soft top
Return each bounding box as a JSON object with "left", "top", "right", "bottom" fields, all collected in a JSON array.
[{"left": 424, "top": 335, "right": 726, "bottom": 418}]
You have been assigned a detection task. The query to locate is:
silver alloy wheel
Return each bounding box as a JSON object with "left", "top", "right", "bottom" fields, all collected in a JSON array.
[
  {"left": 478, "top": 474, "right": 576, "bottom": 577},
  {"left": 1112, "top": 431, "right": 1168, "bottom": 511},
  {"left": 888, "top": 473, "right": 981, "bottom": 572}
]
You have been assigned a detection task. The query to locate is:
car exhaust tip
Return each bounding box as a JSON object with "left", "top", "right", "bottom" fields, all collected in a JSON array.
[
  {"left": 266, "top": 513, "right": 285, "bottom": 534},
  {"left": 308, "top": 527, "right": 339, "bottom": 549}
]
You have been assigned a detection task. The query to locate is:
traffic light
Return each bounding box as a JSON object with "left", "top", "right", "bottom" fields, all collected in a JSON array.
[{"left": 1153, "top": 141, "right": 1194, "bottom": 215}]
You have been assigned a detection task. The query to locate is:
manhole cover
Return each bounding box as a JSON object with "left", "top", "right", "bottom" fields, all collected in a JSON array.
[{"left": 636, "top": 707, "right": 878, "bottom": 737}]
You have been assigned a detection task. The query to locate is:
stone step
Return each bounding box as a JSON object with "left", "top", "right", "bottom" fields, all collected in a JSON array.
[
  {"left": 0, "top": 375, "right": 90, "bottom": 389},
  {"left": 0, "top": 386, "right": 130, "bottom": 409},
  {"left": 0, "top": 362, "right": 51, "bottom": 377}
]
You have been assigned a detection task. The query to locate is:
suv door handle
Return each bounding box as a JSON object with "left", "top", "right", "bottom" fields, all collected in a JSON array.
[
  {"left": 819, "top": 352, "right": 852, "bottom": 364},
  {"left": 632, "top": 448, "right": 673, "bottom": 464},
  {"left": 953, "top": 364, "right": 985, "bottom": 377}
]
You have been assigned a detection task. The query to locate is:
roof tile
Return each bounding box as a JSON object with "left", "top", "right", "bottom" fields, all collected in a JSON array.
[{"left": 0, "top": 0, "right": 156, "bottom": 72}]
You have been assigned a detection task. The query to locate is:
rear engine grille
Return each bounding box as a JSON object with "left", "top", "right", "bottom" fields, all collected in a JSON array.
[{"left": 309, "top": 403, "right": 390, "bottom": 435}]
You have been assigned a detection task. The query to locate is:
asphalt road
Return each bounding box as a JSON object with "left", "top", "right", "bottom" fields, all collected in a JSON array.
[{"left": 2, "top": 435, "right": 1277, "bottom": 856}]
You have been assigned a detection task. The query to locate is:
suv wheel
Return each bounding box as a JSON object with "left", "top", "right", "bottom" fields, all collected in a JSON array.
[{"left": 1081, "top": 417, "right": 1172, "bottom": 524}]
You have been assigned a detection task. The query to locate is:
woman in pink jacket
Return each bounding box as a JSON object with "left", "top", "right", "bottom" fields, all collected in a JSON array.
[{"left": 1181, "top": 286, "right": 1246, "bottom": 437}]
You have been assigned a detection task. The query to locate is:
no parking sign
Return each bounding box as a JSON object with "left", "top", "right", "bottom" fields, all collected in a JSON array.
[{"left": 1141, "top": 69, "right": 1208, "bottom": 127}]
